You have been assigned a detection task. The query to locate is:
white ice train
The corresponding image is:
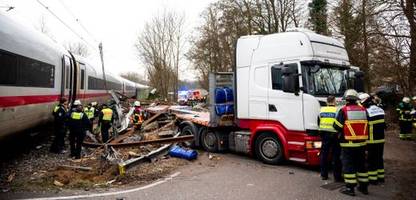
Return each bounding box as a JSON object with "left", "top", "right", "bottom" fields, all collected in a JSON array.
[{"left": 0, "top": 13, "right": 149, "bottom": 139}]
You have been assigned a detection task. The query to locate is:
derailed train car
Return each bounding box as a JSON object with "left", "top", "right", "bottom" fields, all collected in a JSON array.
[{"left": 0, "top": 12, "right": 148, "bottom": 139}]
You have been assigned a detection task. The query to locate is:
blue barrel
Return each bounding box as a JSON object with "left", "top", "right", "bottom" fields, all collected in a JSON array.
[
  {"left": 215, "top": 104, "right": 234, "bottom": 116},
  {"left": 215, "top": 87, "right": 234, "bottom": 103},
  {"left": 169, "top": 145, "right": 198, "bottom": 160}
]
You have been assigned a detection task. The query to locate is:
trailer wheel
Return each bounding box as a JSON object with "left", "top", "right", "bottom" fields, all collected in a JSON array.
[
  {"left": 255, "top": 132, "right": 284, "bottom": 165},
  {"left": 201, "top": 130, "right": 218, "bottom": 152},
  {"left": 180, "top": 124, "right": 196, "bottom": 148}
]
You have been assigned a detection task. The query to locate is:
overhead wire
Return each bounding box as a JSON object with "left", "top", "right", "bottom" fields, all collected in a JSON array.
[
  {"left": 35, "top": 0, "right": 97, "bottom": 51},
  {"left": 57, "top": 0, "right": 99, "bottom": 44}
]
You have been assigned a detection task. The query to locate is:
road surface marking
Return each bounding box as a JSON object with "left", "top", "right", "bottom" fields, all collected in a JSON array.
[{"left": 22, "top": 172, "right": 181, "bottom": 200}]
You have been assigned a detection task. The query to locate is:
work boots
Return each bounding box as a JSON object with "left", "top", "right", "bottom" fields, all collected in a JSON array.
[{"left": 340, "top": 187, "right": 355, "bottom": 196}]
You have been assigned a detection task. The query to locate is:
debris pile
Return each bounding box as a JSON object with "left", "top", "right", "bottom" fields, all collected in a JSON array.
[{"left": 0, "top": 93, "right": 196, "bottom": 193}]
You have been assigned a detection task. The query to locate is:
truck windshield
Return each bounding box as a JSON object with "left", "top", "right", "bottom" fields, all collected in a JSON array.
[{"left": 302, "top": 64, "right": 348, "bottom": 96}]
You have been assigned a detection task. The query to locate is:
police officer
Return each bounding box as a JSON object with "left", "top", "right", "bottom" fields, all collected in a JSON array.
[
  {"left": 334, "top": 89, "right": 369, "bottom": 196},
  {"left": 99, "top": 103, "right": 113, "bottom": 143},
  {"left": 50, "top": 97, "right": 68, "bottom": 154},
  {"left": 132, "top": 101, "right": 143, "bottom": 130},
  {"left": 318, "top": 95, "right": 342, "bottom": 182},
  {"left": 84, "top": 102, "right": 96, "bottom": 133},
  {"left": 396, "top": 97, "right": 413, "bottom": 140},
  {"left": 67, "top": 100, "right": 90, "bottom": 159},
  {"left": 360, "top": 93, "right": 386, "bottom": 184}
]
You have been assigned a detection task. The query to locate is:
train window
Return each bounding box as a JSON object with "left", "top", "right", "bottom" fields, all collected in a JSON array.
[
  {"left": 0, "top": 50, "right": 18, "bottom": 85},
  {"left": 0, "top": 49, "right": 54, "bottom": 88},
  {"left": 80, "top": 69, "right": 85, "bottom": 89}
]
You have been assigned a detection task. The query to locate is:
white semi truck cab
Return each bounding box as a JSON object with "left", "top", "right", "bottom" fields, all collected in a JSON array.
[{"left": 177, "top": 29, "right": 364, "bottom": 165}]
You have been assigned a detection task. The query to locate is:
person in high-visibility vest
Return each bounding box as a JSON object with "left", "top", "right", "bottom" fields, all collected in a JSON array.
[
  {"left": 99, "top": 103, "right": 114, "bottom": 143},
  {"left": 50, "top": 97, "right": 68, "bottom": 154},
  {"left": 318, "top": 95, "right": 342, "bottom": 182},
  {"left": 359, "top": 93, "right": 386, "bottom": 185},
  {"left": 334, "top": 89, "right": 369, "bottom": 196},
  {"left": 396, "top": 97, "right": 413, "bottom": 140},
  {"left": 132, "top": 101, "right": 143, "bottom": 130},
  {"left": 84, "top": 103, "right": 96, "bottom": 133},
  {"left": 67, "top": 100, "right": 90, "bottom": 159}
]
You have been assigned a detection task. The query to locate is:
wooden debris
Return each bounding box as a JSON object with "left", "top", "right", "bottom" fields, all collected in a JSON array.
[
  {"left": 53, "top": 180, "right": 64, "bottom": 187},
  {"left": 58, "top": 165, "right": 93, "bottom": 171}
]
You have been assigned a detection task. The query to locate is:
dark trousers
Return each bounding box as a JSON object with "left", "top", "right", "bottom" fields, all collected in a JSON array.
[
  {"left": 399, "top": 120, "right": 413, "bottom": 139},
  {"left": 50, "top": 123, "right": 66, "bottom": 153},
  {"left": 101, "top": 122, "right": 111, "bottom": 143},
  {"left": 341, "top": 146, "right": 368, "bottom": 189},
  {"left": 320, "top": 131, "right": 342, "bottom": 180},
  {"left": 367, "top": 143, "right": 385, "bottom": 183},
  {"left": 69, "top": 130, "right": 85, "bottom": 159},
  {"left": 88, "top": 119, "right": 94, "bottom": 133}
]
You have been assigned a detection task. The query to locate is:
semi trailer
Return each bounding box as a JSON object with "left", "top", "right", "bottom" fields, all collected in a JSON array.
[{"left": 147, "top": 29, "right": 364, "bottom": 165}]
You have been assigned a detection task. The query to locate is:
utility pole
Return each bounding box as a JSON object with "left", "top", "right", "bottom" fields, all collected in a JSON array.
[{"left": 99, "top": 42, "right": 108, "bottom": 92}]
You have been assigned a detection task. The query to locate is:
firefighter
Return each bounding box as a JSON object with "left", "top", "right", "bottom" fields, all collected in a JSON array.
[
  {"left": 396, "top": 97, "right": 413, "bottom": 140},
  {"left": 84, "top": 102, "right": 96, "bottom": 133},
  {"left": 334, "top": 89, "right": 369, "bottom": 196},
  {"left": 50, "top": 97, "right": 68, "bottom": 154},
  {"left": 98, "top": 103, "right": 113, "bottom": 143},
  {"left": 67, "top": 100, "right": 90, "bottom": 159},
  {"left": 132, "top": 101, "right": 143, "bottom": 130},
  {"left": 318, "top": 95, "right": 342, "bottom": 182},
  {"left": 359, "top": 93, "right": 386, "bottom": 185}
]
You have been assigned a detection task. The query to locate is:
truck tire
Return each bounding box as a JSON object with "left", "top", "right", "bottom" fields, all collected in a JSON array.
[
  {"left": 254, "top": 132, "right": 284, "bottom": 165},
  {"left": 201, "top": 129, "right": 218, "bottom": 152},
  {"left": 180, "top": 123, "right": 197, "bottom": 148}
]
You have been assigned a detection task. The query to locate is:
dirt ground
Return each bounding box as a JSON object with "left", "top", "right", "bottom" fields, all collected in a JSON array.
[{"left": 0, "top": 126, "right": 191, "bottom": 195}]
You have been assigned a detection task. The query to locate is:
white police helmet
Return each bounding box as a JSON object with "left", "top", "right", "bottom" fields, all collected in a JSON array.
[
  {"left": 402, "top": 97, "right": 410, "bottom": 103},
  {"left": 134, "top": 101, "right": 140, "bottom": 107},
  {"left": 358, "top": 93, "right": 370, "bottom": 103},
  {"left": 73, "top": 100, "right": 82, "bottom": 106}
]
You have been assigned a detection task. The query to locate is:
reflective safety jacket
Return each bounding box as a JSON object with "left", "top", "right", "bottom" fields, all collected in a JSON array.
[
  {"left": 334, "top": 103, "right": 368, "bottom": 147},
  {"left": 67, "top": 111, "right": 91, "bottom": 133},
  {"left": 396, "top": 102, "right": 413, "bottom": 121},
  {"left": 84, "top": 107, "right": 95, "bottom": 119},
  {"left": 99, "top": 108, "right": 114, "bottom": 124},
  {"left": 319, "top": 106, "right": 337, "bottom": 133},
  {"left": 366, "top": 105, "right": 386, "bottom": 144},
  {"left": 52, "top": 104, "right": 67, "bottom": 124}
]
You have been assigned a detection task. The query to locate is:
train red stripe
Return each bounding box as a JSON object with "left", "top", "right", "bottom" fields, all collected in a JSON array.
[{"left": 0, "top": 93, "right": 109, "bottom": 107}]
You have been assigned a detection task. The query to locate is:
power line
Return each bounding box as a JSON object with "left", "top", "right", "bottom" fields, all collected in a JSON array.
[
  {"left": 57, "top": 0, "right": 99, "bottom": 43},
  {"left": 35, "top": 0, "right": 97, "bottom": 51}
]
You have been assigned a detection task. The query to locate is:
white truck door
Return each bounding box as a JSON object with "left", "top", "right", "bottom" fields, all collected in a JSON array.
[
  {"left": 248, "top": 65, "right": 269, "bottom": 119},
  {"left": 267, "top": 62, "right": 304, "bottom": 131}
]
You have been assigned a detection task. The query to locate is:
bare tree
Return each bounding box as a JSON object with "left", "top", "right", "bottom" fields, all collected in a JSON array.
[
  {"left": 135, "top": 10, "right": 185, "bottom": 100},
  {"left": 64, "top": 42, "right": 91, "bottom": 57},
  {"left": 120, "top": 72, "right": 148, "bottom": 85}
]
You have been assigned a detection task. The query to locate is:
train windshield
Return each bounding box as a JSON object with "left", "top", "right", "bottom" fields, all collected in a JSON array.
[{"left": 302, "top": 63, "right": 348, "bottom": 97}]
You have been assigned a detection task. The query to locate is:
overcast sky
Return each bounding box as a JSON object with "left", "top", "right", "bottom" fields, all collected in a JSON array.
[{"left": 1, "top": 0, "right": 216, "bottom": 81}]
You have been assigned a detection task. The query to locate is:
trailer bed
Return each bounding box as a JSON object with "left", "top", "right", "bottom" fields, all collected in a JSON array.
[{"left": 146, "top": 105, "right": 233, "bottom": 127}]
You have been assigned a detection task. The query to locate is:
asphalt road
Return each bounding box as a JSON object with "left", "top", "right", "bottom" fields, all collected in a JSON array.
[{"left": 4, "top": 127, "right": 415, "bottom": 200}]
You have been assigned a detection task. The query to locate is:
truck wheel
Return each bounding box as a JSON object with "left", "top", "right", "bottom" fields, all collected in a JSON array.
[
  {"left": 201, "top": 130, "right": 218, "bottom": 152},
  {"left": 180, "top": 124, "right": 196, "bottom": 148},
  {"left": 255, "top": 132, "right": 284, "bottom": 165}
]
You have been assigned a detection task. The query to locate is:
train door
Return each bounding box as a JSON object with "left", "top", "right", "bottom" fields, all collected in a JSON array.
[
  {"left": 62, "top": 55, "right": 74, "bottom": 102},
  {"left": 78, "top": 62, "right": 86, "bottom": 100}
]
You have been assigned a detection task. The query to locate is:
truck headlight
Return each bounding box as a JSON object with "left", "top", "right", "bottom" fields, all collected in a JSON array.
[{"left": 306, "top": 141, "right": 322, "bottom": 149}]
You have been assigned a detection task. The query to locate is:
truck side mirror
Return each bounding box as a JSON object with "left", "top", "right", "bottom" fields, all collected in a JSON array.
[
  {"left": 282, "top": 66, "right": 300, "bottom": 95},
  {"left": 354, "top": 71, "right": 365, "bottom": 92}
]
